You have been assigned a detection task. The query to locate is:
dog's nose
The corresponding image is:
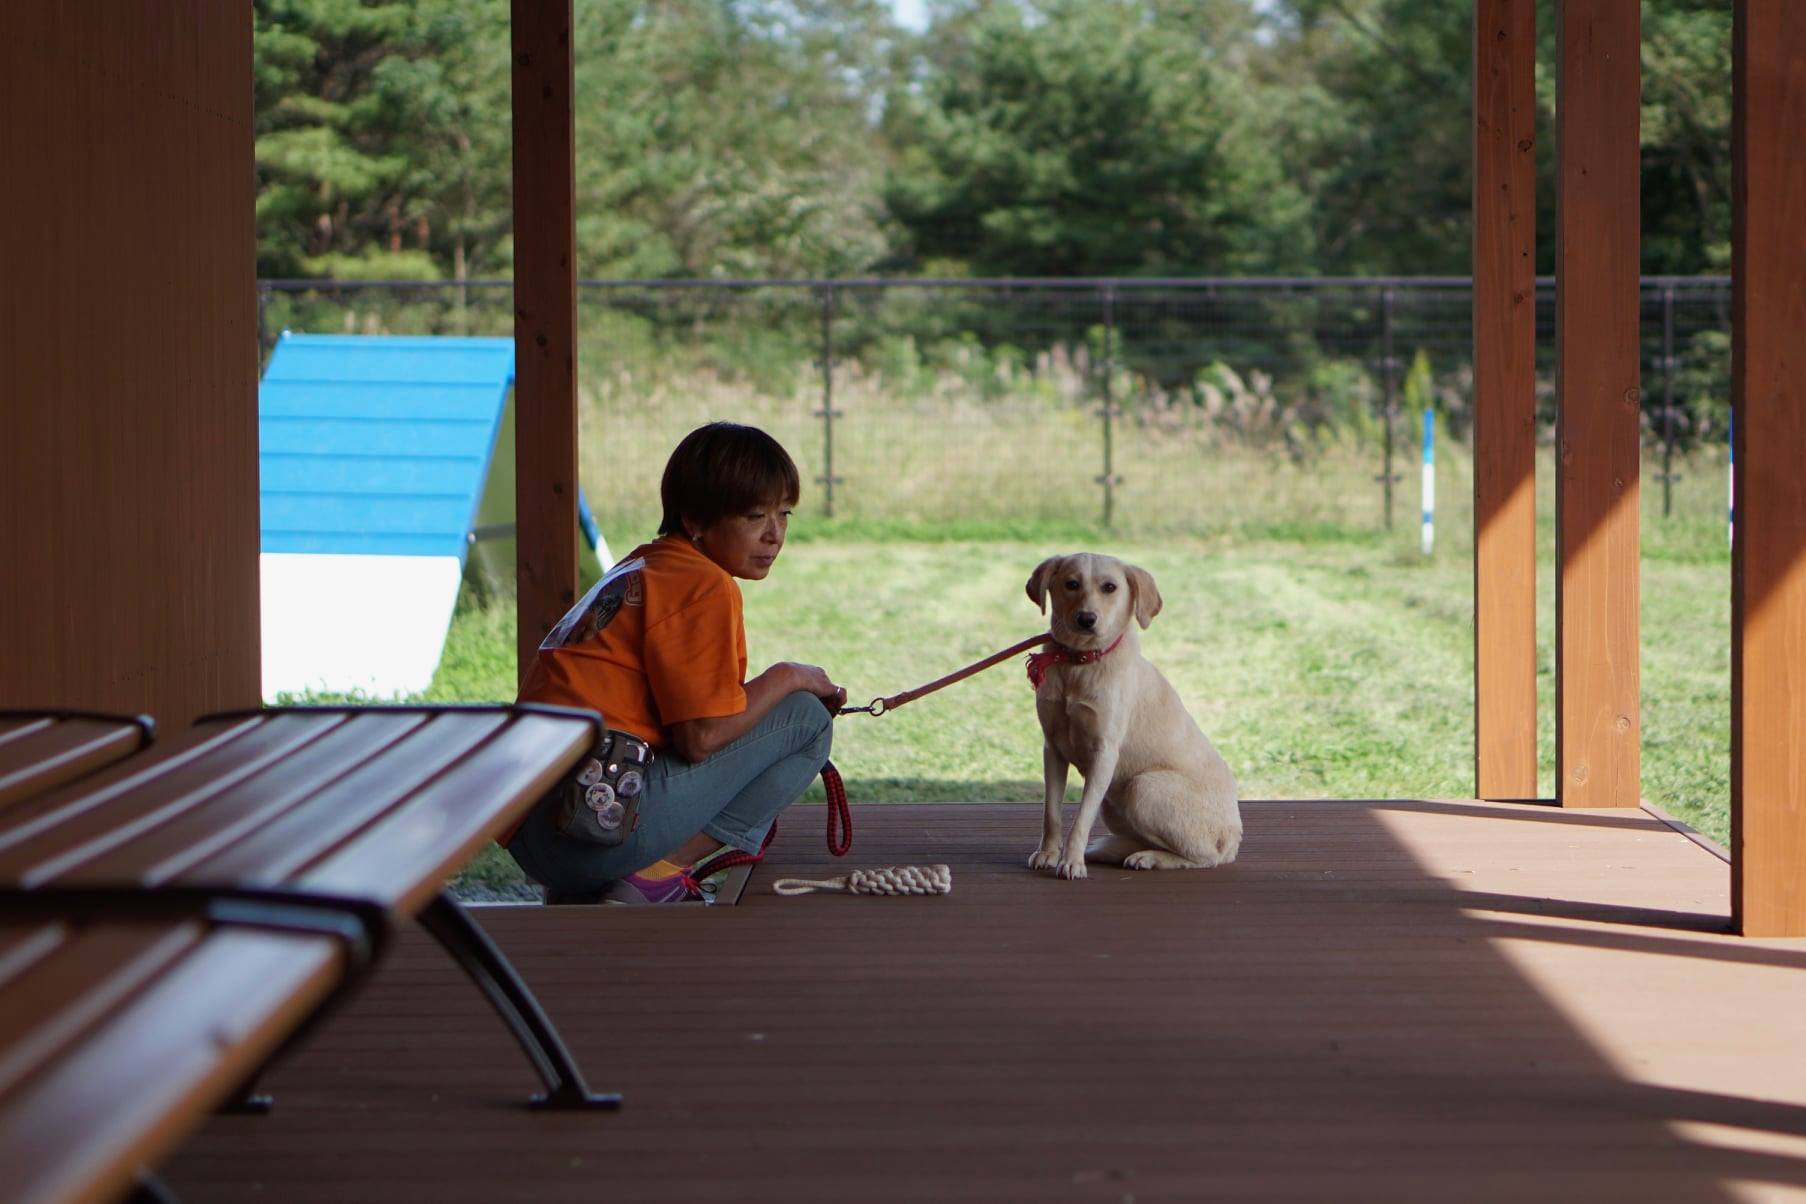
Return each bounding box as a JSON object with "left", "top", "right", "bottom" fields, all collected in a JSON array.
[{"left": 1074, "top": 611, "right": 1097, "bottom": 631}]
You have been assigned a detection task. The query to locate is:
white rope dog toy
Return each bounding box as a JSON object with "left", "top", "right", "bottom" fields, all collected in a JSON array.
[{"left": 772, "top": 864, "right": 952, "bottom": 897}]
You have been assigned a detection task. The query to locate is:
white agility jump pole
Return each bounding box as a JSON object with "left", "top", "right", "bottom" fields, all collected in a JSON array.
[
  {"left": 1728, "top": 409, "right": 1735, "bottom": 547},
  {"left": 1421, "top": 408, "right": 1435, "bottom": 555}
]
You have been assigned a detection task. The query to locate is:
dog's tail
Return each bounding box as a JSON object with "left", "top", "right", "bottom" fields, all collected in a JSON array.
[{"left": 1212, "top": 825, "right": 1242, "bottom": 866}]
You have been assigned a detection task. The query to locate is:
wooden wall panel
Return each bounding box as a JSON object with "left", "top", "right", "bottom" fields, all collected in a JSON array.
[
  {"left": 1472, "top": 0, "right": 1540, "bottom": 800},
  {"left": 510, "top": 0, "right": 581, "bottom": 681},
  {"left": 0, "top": 4, "right": 259, "bottom": 728},
  {"left": 1731, "top": 1, "right": 1806, "bottom": 937},
  {"left": 1555, "top": 0, "right": 1641, "bottom": 809}
]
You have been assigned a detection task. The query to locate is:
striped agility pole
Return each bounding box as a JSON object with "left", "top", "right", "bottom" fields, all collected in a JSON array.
[{"left": 1421, "top": 408, "right": 1435, "bottom": 555}]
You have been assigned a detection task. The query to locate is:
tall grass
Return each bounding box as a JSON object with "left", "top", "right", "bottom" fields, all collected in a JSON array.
[{"left": 578, "top": 354, "right": 1479, "bottom": 543}]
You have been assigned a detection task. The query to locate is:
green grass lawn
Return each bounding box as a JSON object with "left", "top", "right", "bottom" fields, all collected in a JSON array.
[{"left": 433, "top": 441, "right": 1731, "bottom": 891}]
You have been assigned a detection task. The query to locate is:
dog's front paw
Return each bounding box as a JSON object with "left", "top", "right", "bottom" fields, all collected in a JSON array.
[
  {"left": 1055, "top": 856, "right": 1089, "bottom": 880},
  {"left": 1028, "top": 846, "right": 1060, "bottom": 870}
]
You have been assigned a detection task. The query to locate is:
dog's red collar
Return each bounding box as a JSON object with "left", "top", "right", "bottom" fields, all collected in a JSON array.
[{"left": 1026, "top": 633, "right": 1125, "bottom": 688}]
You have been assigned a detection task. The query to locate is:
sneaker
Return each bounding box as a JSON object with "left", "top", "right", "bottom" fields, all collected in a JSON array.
[
  {"left": 687, "top": 843, "right": 734, "bottom": 896},
  {"left": 602, "top": 869, "right": 705, "bottom": 905}
]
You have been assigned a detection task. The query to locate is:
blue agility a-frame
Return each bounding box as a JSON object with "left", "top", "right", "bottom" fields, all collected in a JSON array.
[
  {"left": 259, "top": 333, "right": 516, "bottom": 559},
  {"left": 257, "top": 333, "right": 601, "bottom": 699}
]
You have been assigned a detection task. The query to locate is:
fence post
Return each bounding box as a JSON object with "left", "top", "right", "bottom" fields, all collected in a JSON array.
[
  {"left": 1376, "top": 285, "right": 1400, "bottom": 528},
  {"left": 1096, "top": 284, "right": 1121, "bottom": 528},
  {"left": 1660, "top": 283, "right": 1679, "bottom": 518},
  {"left": 814, "top": 284, "right": 844, "bottom": 518}
]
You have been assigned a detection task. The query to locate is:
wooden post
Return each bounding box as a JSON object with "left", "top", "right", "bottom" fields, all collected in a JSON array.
[
  {"left": 1731, "top": 0, "right": 1806, "bottom": 936},
  {"left": 1, "top": 3, "right": 260, "bottom": 728},
  {"left": 510, "top": 0, "right": 580, "bottom": 682},
  {"left": 1472, "top": 0, "right": 1539, "bottom": 800},
  {"left": 1555, "top": 0, "right": 1641, "bottom": 809}
]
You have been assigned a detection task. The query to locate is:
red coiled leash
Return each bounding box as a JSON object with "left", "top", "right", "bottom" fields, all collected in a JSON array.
[{"left": 695, "top": 759, "right": 852, "bottom": 879}]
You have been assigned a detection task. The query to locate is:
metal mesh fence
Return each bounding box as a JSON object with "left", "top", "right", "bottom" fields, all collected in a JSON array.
[{"left": 259, "top": 276, "right": 1732, "bottom": 534}]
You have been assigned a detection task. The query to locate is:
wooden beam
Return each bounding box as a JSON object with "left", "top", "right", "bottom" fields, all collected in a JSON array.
[
  {"left": 510, "top": 0, "right": 580, "bottom": 682},
  {"left": 1731, "top": 1, "right": 1806, "bottom": 936},
  {"left": 1555, "top": 0, "right": 1640, "bottom": 809},
  {"left": 1472, "top": 0, "right": 1539, "bottom": 800}
]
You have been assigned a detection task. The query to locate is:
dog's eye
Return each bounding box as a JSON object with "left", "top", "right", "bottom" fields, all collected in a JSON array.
[
  {"left": 1101, "top": 582, "right": 1118, "bottom": 594},
  {"left": 1064, "top": 579, "right": 1079, "bottom": 590}
]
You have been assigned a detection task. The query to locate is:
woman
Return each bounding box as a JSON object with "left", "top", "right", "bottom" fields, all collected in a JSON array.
[{"left": 507, "top": 422, "right": 845, "bottom": 904}]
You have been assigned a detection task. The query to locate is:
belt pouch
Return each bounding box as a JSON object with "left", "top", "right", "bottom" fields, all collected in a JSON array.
[{"left": 552, "top": 730, "right": 651, "bottom": 846}]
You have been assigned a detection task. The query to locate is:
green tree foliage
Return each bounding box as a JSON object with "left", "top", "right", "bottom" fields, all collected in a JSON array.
[
  {"left": 884, "top": 0, "right": 1310, "bottom": 276},
  {"left": 1640, "top": 0, "right": 1732, "bottom": 272},
  {"left": 1261, "top": 0, "right": 1730, "bottom": 277},
  {"left": 251, "top": 0, "right": 1734, "bottom": 283},
  {"left": 254, "top": 0, "right": 511, "bottom": 280},
  {"left": 1265, "top": 0, "right": 1475, "bottom": 275},
  {"left": 573, "top": 0, "right": 902, "bottom": 277}
]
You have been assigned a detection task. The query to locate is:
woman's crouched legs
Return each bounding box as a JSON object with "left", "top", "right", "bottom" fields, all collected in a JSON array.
[{"left": 507, "top": 691, "right": 833, "bottom": 898}]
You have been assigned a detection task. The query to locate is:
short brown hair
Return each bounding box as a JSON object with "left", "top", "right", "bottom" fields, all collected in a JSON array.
[{"left": 658, "top": 423, "right": 801, "bottom": 536}]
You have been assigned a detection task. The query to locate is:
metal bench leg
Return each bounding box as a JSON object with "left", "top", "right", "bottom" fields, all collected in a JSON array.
[
  {"left": 126, "top": 1170, "right": 180, "bottom": 1204},
  {"left": 418, "top": 890, "right": 621, "bottom": 1111}
]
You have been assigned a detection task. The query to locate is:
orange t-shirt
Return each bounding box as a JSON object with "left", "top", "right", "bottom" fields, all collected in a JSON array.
[{"left": 518, "top": 534, "right": 749, "bottom": 750}]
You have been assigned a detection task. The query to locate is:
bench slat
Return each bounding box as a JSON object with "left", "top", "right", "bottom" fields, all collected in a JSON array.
[
  {"left": 0, "top": 718, "right": 264, "bottom": 858},
  {"left": 0, "top": 713, "right": 344, "bottom": 886},
  {"left": 0, "top": 922, "right": 202, "bottom": 1098},
  {"left": 0, "top": 719, "right": 46, "bottom": 743},
  {"left": 181, "top": 710, "right": 515, "bottom": 890},
  {"left": 62, "top": 712, "right": 432, "bottom": 887},
  {"left": 298, "top": 710, "right": 595, "bottom": 913},
  {"left": 0, "top": 925, "right": 344, "bottom": 1204},
  {"left": 0, "top": 922, "right": 69, "bottom": 993},
  {"left": 0, "top": 717, "right": 150, "bottom": 811}
]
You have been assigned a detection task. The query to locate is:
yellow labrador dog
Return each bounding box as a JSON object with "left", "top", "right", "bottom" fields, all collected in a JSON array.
[{"left": 1025, "top": 553, "right": 1241, "bottom": 880}]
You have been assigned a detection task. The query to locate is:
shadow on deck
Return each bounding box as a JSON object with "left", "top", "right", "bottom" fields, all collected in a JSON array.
[{"left": 164, "top": 800, "right": 1806, "bottom": 1202}]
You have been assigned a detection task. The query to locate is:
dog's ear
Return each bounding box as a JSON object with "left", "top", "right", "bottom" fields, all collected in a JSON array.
[
  {"left": 1126, "top": 562, "right": 1163, "bottom": 629},
  {"left": 1026, "top": 556, "right": 1063, "bottom": 614}
]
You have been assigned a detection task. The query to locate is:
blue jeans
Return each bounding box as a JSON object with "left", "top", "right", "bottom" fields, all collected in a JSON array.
[{"left": 507, "top": 690, "right": 833, "bottom": 895}]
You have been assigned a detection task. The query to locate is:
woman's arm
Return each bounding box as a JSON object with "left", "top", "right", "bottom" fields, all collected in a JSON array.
[{"left": 667, "top": 662, "right": 845, "bottom": 763}]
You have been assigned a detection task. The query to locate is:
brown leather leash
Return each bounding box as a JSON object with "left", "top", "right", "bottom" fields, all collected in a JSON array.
[
  {"left": 709, "top": 633, "right": 1052, "bottom": 888},
  {"left": 837, "top": 632, "right": 1051, "bottom": 718}
]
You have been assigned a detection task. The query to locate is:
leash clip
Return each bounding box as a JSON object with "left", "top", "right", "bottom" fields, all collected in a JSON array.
[{"left": 837, "top": 697, "right": 887, "bottom": 718}]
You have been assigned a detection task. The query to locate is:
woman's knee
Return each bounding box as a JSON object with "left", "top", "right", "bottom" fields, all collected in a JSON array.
[{"left": 777, "top": 690, "right": 834, "bottom": 753}]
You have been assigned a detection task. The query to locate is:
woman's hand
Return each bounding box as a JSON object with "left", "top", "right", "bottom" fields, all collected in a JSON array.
[
  {"left": 776, "top": 662, "right": 847, "bottom": 712},
  {"left": 669, "top": 662, "right": 846, "bottom": 763}
]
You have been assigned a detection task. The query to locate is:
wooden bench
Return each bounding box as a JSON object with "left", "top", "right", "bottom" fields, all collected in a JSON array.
[
  {"left": 0, "top": 710, "right": 156, "bottom": 811},
  {"left": 0, "top": 704, "right": 616, "bottom": 1204}
]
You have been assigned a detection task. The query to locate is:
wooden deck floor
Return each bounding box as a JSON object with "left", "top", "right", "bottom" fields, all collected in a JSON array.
[{"left": 163, "top": 801, "right": 1806, "bottom": 1202}]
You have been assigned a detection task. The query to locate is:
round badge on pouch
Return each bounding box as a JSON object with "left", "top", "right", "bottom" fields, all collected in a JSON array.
[
  {"left": 576, "top": 759, "right": 604, "bottom": 788},
  {"left": 616, "top": 769, "right": 643, "bottom": 798},
  {"left": 586, "top": 781, "right": 625, "bottom": 830}
]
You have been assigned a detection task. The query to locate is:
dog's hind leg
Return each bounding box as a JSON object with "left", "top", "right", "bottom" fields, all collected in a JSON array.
[
  {"left": 1121, "top": 848, "right": 1210, "bottom": 871},
  {"left": 1115, "top": 770, "right": 1241, "bottom": 869},
  {"left": 1084, "top": 833, "right": 1149, "bottom": 866},
  {"left": 1087, "top": 800, "right": 1151, "bottom": 864}
]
